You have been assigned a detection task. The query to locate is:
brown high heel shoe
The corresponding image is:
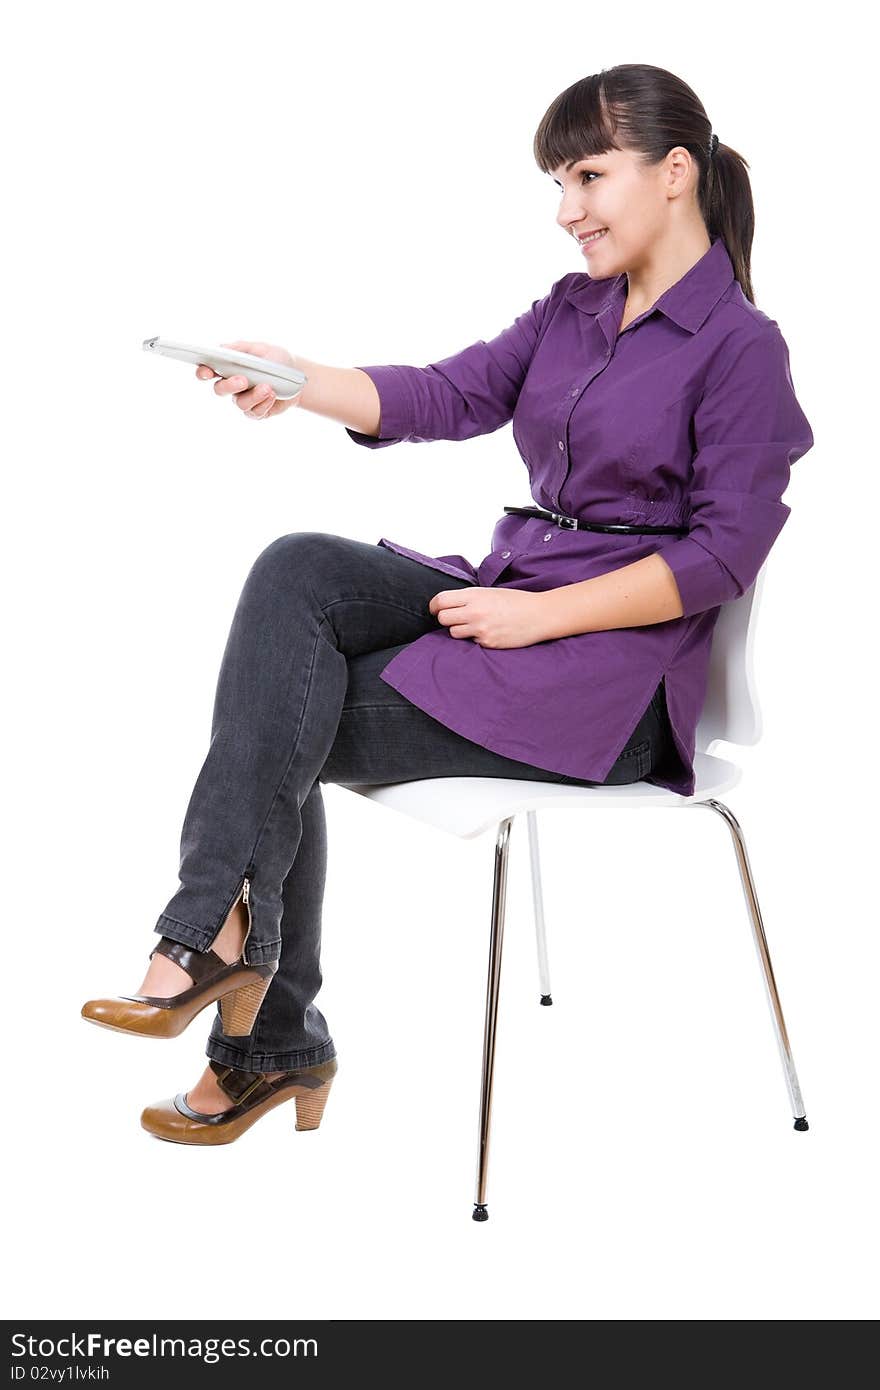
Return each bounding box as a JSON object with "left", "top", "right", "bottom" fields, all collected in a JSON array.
[
  {"left": 80, "top": 937, "right": 278, "bottom": 1040},
  {"left": 140, "top": 1057, "right": 338, "bottom": 1145}
]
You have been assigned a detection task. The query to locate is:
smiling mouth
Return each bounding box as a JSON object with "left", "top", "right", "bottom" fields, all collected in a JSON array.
[{"left": 578, "top": 228, "right": 608, "bottom": 245}]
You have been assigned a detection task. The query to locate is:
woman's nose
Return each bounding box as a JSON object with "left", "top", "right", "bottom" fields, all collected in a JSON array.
[{"left": 556, "top": 195, "right": 584, "bottom": 234}]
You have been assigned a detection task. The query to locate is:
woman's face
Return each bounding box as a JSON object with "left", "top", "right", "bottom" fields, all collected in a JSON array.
[{"left": 551, "top": 145, "right": 697, "bottom": 277}]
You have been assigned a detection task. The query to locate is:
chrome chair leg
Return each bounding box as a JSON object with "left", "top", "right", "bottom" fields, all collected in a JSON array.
[
  {"left": 473, "top": 815, "right": 514, "bottom": 1222},
  {"left": 527, "top": 810, "right": 553, "bottom": 1005},
  {"left": 700, "top": 798, "right": 809, "bottom": 1130}
]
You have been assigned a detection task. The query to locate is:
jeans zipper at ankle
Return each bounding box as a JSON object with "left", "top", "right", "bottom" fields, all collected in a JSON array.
[{"left": 239, "top": 872, "right": 254, "bottom": 959}]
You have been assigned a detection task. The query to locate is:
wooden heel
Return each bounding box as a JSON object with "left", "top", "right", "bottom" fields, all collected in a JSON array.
[
  {"left": 219, "top": 973, "right": 273, "bottom": 1036},
  {"left": 294, "top": 1078, "right": 334, "bottom": 1131}
]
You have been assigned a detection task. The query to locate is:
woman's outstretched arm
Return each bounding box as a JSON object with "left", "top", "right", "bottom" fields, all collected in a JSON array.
[{"left": 290, "top": 356, "right": 382, "bottom": 437}]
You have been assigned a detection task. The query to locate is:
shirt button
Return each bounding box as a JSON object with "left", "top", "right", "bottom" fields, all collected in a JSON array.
[
  {"left": 543, "top": 531, "right": 553, "bottom": 542},
  {"left": 557, "top": 440, "right": 565, "bottom": 451},
  {"left": 500, "top": 550, "right": 511, "bottom": 558}
]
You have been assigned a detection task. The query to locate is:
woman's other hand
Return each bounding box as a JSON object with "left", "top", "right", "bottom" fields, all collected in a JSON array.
[{"left": 428, "top": 586, "right": 554, "bottom": 649}]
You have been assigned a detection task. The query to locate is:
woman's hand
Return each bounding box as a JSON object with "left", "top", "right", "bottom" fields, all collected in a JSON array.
[
  {"left": 195, "top": 340, "right": 302, "bottom": 419},
  {"left": 428, "top": 586, "right": 551, "bottom": 649}
]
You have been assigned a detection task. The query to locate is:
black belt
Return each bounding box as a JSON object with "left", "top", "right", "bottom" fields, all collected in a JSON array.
[{"left": 503, "top": 504, "right": 689, "bottom": 536}]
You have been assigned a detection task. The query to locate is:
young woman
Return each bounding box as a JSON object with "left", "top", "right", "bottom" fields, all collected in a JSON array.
[{"left": 82, "top": 63, "right": 814, "bottom": 1144}]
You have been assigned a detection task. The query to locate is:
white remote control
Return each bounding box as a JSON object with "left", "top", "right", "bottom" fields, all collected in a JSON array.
[{"left": 142, "top": 337, "right": 308, "bottom": 400}]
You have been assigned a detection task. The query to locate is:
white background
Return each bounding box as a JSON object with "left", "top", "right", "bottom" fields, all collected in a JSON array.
[{"left": 3, "top": 0, "right": 875, "bottom": 1322}]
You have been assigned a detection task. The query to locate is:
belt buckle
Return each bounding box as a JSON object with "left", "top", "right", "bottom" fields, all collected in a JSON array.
[{"left": 555, "top": 512, "right": 578, "bottom": 530}]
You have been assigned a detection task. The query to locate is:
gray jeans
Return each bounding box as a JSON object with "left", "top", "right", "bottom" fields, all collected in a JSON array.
[{"left": 153, "top": 532, "right": 674, "bottom": 1072}]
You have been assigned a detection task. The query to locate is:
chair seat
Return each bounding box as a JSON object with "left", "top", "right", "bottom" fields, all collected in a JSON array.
[{"left": 343, "top": 751, "right": 742, "bottom": 839}]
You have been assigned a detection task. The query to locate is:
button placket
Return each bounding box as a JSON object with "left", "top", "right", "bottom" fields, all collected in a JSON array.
[
  {"left": 555, "top": 332, "right": 618, "bottom": 506},
  {"left": 554, "top": 379, "right": 584, "bottom": 507}
]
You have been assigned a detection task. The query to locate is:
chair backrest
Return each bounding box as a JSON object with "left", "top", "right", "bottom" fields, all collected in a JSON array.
[{"left": 694, "top": 561, "right": 768, "bottom": 754}]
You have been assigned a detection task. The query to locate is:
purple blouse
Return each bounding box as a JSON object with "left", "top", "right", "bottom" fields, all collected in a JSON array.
[{"left": 344, "top": 236, "right": 814, "bottom": 796}]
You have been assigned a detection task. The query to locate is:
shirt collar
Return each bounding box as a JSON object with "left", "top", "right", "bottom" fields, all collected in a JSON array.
[{"left": 563, "top": 234, "right": 735, "bottom": 335}]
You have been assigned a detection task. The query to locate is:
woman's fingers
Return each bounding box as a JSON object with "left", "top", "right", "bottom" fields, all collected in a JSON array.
[
  {"left": 194, "top": 342, "right": 284, "bottom": 417},
  {"left": 193, "top": 363, "right": 275, "bottom": 411},
  {"left": 242, "top": 386, "right": 277, "bottom": 417}
]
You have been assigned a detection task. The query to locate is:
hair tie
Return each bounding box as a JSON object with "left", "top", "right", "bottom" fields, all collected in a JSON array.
[{"left": 709, "top": 132, "right": 719, "bottom": 161}]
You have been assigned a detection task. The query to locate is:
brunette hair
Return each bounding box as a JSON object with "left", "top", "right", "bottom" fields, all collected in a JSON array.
[{"left": 533, "top": 64, "right": 756, "bottom": 304}]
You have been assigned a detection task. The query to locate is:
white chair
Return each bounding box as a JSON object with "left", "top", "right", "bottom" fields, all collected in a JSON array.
[{"left": 342, "top": 562, "right": 809, "bottom": 1221}]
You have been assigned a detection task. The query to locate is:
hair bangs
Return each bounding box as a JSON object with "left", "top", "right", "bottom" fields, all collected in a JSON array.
[{"left": 533, "top": 75, "right": 622, "bottom": 177}]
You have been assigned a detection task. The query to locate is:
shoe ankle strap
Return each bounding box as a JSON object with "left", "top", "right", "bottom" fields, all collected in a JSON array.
[
  {"left": 151, "top": 936, "right": 227, "bottom": 983},
  {"left": 209, "top": 1059, "right": 272, "bottom": 1105}
]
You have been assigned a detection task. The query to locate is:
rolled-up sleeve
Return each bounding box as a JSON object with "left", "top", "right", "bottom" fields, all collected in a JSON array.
[
  {"left": 658, "top": 324, "right": 814, "bottom": 618},
  {"left": 344, "top": 283, "right": 561, "bottom": 449}
]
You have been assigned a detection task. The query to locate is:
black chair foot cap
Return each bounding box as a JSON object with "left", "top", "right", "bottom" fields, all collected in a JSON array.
[
  {"left": 794, "top": 1116, "right": 809, "bottom": 1131},
  {"left": 540, "top": 994, "right": 553, "bottom": 1006},
  {"left": 472, "top": 1204, "right": 489, "bottom": 1222}
]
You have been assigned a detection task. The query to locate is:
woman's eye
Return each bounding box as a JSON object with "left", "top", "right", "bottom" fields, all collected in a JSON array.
[{"left": 554, "top": 171, "right": 599, "bottom": 191}]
